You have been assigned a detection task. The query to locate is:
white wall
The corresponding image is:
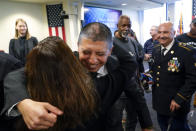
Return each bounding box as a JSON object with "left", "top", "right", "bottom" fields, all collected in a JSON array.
[
  {"left": 142, "top": 0, "right": 192, "bottom": 45},
  {"left": 143, "top": 5, "right": 166, "bottom": 45},
  {"left": 0, "top": 1, "right": 48, "bottom": 53}
]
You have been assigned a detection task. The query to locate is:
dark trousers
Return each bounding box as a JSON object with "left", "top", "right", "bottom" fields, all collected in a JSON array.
[
  {"left": 106, "top": 97, "right": 137, "bottom": 131},
  {"left": 157, "top": 113, "right": 190, "bottom": 131}
]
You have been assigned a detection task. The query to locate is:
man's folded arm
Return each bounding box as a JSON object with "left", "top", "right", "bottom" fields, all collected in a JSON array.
[{"left": 1, "top": 67, "right": 29, "bottom": 116}]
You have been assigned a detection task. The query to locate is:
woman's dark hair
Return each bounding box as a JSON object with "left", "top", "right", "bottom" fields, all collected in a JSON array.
[{"left": 24, "top": 36, "right": 98, "bottom": 130}]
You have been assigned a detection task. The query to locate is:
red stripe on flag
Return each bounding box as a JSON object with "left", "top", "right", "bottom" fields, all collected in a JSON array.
[
  {"left": 193, "top": 16, "right": 195, "bottom": 20},
  {"left": 49, "top": 27, "right": 52, "bottom": 36},
  {"left": 62, "top": 26, "right": 66, "bottom": 42},
  {"left": 55, "top": 27, "right": 59, "bottom": 36}
]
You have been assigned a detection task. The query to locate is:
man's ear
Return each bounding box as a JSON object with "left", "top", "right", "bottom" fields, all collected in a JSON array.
[
  {"left": 173, "top": 30, "right": 176, "bottom": 36},
  {"left": 108, "top": 46, "right": 113, "bottom": 56}
]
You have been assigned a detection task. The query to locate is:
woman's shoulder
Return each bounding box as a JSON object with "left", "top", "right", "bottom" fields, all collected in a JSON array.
[
  {"left": 29, "top": 36, "right": 38, "bottom": 44},
  {"left": 29, "top": 36, "right": 37, "bottom": 40},
  {"left": 9, "top": 38, "right": 17, "bottom": 43}
]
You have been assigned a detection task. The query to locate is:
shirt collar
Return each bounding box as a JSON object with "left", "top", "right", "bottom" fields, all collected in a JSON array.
[
  {"left": 161, "top": 39, "right": 174, "bottom": 51},
  {"left": 97, "top": 65, "right": 108, "bottom": 78}
]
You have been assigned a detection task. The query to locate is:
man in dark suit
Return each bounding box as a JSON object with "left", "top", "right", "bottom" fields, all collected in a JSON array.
[
  {"left": 2, "top": 23, "right": 137, "bottom": 131},
  {"left": 151, "top": 22, "right": 196, "bottom": 131},
  {"left": 0, "top": 50, "right": 22, "bottom": 130}
]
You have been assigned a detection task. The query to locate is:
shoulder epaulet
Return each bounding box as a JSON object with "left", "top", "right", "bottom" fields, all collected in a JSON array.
[
  {"left": 178, "top": 42, "right": 192, "bottom": 51},
  {"left": 153, "top": 43, "right": 161, "bottom": 48}
]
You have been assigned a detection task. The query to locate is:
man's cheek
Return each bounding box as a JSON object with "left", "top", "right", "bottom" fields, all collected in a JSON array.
[{"left": 79, "top": 55, "right": 88, "bottom": 60}]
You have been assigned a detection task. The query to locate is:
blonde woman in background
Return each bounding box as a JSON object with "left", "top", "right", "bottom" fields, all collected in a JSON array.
[{"left": 9, "top": 18, "right": 38, "bottom": 65}]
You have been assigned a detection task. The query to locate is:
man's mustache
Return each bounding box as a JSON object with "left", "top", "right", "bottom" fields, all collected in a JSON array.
[{"left": 159, "top": 37, "right": 167, "bottom": 40}]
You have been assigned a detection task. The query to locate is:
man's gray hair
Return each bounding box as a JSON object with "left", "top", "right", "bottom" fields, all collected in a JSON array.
[{"left": 78, "top": 22, "right": 113, "bottom": 50}]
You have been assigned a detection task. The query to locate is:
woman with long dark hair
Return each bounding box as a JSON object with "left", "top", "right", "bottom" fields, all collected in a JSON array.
[{"left": 16, "top": 36, "right": 98, "bottom": 131}]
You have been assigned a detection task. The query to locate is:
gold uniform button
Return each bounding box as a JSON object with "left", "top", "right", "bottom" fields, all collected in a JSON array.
[
  {"left": 157, "top": 72, "right": 160, "bottom": 75},
  {"left": 156, "top": 84, "right": 159, "bottom": 87},
  {"left": 158, "top": 66, "right": 161, "bottom": 69},
  {"left": 156, "top": 78, "right": 159, "bottom": 81}
]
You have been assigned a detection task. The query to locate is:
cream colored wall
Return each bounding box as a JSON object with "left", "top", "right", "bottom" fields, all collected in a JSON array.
[{"left": 0, "top": 1, "right": 48, "bottom": 53}]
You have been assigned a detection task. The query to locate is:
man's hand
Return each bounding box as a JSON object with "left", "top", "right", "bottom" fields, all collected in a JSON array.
[
  {"left": 170, "top": 100, "right": 180, "bottom": 112},
  {"left": 17, "top": 99, "right": 63, "bottom": 130},
  {"left": 144, "top": 54, "right": 151, "bottom": 61}
]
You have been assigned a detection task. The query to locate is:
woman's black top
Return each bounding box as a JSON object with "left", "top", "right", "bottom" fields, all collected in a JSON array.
[{"left": 9, "top": 36, "right": 38, "bottom": 65}]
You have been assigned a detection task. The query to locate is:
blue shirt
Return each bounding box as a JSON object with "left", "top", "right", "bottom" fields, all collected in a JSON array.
[{"left": 144, "top": 38, "right": 159, "bottom": 54}]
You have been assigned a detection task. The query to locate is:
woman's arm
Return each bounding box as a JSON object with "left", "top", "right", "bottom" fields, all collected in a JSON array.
[{"left": 9, "top": 39, "right": 15, "bottom": 57}]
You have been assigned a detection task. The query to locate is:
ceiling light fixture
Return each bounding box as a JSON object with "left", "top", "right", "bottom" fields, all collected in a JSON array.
[
  {"left": 121, "top": 3, "right": 127, "bottom": 6},
  {"left": 84, "top": 8, "right": 89, "bottom": 12}
]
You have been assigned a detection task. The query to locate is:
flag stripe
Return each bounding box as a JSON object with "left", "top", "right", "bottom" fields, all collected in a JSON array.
[
  {"left": 49, "top": 27, "right": 52, "bottom": 36},
  {"left": 62, "top": 26, "right": 66, "bottom": 42},
  {"left": 52, "top": 27, "right": 55, "bottom": 36},
  {"left": 55, "top": 27, "right": 59, "bottom": 36},
  {"left": 58, "top": 27, "right": 62, "bottom": 38}
]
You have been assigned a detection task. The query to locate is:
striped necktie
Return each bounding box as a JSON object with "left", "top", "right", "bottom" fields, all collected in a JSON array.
[{"left": 161, "top": 48, "right": 167, "bottom": 57}]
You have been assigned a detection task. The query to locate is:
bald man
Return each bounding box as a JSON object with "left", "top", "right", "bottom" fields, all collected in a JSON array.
[
  {"left": 151, "top": 22, "right": 196, "bottom": 131},
  {"left": 144, "top": 26, "right": 159, "bottom": 62}
]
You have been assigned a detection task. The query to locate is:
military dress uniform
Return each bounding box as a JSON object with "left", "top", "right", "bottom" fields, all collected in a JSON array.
[{"left": 151, "top": 39, "right": 196, "bottom": 130}]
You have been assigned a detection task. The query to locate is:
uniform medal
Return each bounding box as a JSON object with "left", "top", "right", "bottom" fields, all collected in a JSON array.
[{"left": 168, "top": 57, "right": 180, "bottom": 72}]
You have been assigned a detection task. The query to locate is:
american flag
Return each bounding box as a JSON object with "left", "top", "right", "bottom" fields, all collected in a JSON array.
[
  {"left": 177, "top": 13, "right": 183, "bottom": 35},
  {"left": 193, "top": 0, "right": 196, "bottom": 19},
  {"left": 46, "top": 4, "right": 66, "bottom": 41}
]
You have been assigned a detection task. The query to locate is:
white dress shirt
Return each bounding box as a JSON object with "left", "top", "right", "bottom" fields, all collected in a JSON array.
[{"left": 161, "top": 39, "right": 174, "bottom": 56}]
